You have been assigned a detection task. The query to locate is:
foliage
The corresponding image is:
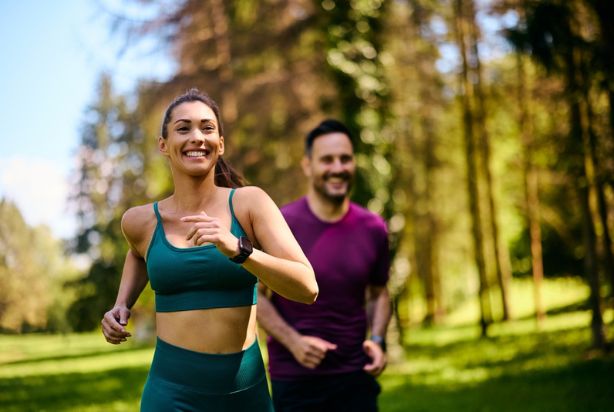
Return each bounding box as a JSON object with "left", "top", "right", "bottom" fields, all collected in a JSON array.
[
  {"left": 0, "top": 199, "right": 78, "bottom": 333},
  {"left": 315, "top": 0, "right": 392, "bottom": 211},
  {"left": 113, "top": 0, "right": 334, "bottom": 203},
  {"left": 67, "top": 75, "right": 160, "bottom": 331},
  {"left": 57, "top": 0, "right": 614, "bottom": 345}
]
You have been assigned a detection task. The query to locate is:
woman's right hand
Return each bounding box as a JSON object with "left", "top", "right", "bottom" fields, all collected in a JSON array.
[{"left": 101, "top": 305, "right": 132, "bottom": 344}]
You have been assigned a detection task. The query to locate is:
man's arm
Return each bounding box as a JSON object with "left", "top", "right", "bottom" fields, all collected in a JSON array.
[
  {"left": 363, "top": 284, "right": 392, "bottom": 376},
  {"left": 257, "top": 284, "right": 336, "bottom": 369},
  {"left": 368, "top": 285, "right": 392, "bottom": 339}
]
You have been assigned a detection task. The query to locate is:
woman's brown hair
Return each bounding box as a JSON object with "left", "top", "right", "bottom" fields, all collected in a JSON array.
[{"left": 161, "top": 88, "right": 245, "bottom": 188}]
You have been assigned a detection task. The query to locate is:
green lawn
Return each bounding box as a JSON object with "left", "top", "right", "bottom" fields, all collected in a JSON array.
[{"left": 1, "top": 279, "right": 612, "bottom": 411}]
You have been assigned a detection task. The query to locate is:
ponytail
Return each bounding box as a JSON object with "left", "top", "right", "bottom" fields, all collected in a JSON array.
[{"left": 215, "top": 157, "right": 246, "bottom": 188}]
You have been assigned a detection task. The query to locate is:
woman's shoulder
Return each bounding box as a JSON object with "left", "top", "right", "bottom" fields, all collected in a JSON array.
[
  {"left": 121, "top": 203, "right": 157, "bottom": 242},
  {"left": 230, "top": 186, "right": 277, "bottom": 218},
  {"left": 232, "top": 185, "right": 268, "bottom": 200}
]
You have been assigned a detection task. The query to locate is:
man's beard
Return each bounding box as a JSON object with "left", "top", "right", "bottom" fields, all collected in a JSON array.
[{"left": 313, "top": 172, "right": 353, "bottom": 205}]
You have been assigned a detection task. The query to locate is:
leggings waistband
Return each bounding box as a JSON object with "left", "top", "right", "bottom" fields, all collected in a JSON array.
[{"left": 149, "top": 337, "right": 266, "bottom": 395}]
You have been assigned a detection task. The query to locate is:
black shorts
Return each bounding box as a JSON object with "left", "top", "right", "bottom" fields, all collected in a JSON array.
[{"left": 271, "top": 371, "right": 381, "bottom": 412}]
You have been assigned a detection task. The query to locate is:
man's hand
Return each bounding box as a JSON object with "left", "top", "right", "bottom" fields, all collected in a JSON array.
[
  {"left": 288, "top": 335, "right": 337, "bottom": 369},
  {"left": 101, "top": 305, "right": 132, "bottom": 344},
  {"left": 362, "top": 339, "right": 387, "bottom": 376}
]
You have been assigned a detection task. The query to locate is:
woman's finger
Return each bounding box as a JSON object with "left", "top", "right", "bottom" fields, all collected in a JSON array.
[
  {"left": 181, "top": 211, "right": 213, "bottom": 223},
  {"left": 195, "top": 232, "right": 215, "bottom": 245}
]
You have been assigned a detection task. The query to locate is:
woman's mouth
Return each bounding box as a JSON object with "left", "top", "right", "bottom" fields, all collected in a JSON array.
[{"left": 184, "top": 149, "right": 210, "bottom": 158}]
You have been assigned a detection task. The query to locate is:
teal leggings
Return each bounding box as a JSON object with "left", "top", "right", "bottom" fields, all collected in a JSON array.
[{"left": 141, "top": 337, "right": 273, "bottom": 411}]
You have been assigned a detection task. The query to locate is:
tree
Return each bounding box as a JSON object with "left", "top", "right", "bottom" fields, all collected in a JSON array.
[
  {"left": 0, "top": 199, "right": 76, "bottom": 332},
  {"left": 68, "top": 75, "right": 156, "bottom": 330},
  {"left": 517, "top": 50, "right": 546, "bottom": 322},
  {"left": 453, "top": 0, "right": 493, "bottom": 336},
  {"left": 467, "top": 1, "right": 512, "bottom": 321},
  {"left": 114, "top": 0, "right": 331, "bottom": 204},
  {"left": 508, "top": 0, "right": 608, "bottom": 349}
]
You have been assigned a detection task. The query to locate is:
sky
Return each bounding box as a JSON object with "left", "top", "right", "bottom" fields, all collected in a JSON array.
[{"left": 0, "top": 1, "right": 173, "bottom": 240}]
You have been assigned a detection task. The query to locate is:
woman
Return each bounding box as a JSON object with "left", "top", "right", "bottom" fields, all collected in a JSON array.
[{"left": 101, "top": 88, "right": 318, "bottom": 411}]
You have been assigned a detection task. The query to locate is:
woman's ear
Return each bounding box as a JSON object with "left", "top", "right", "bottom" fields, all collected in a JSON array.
[
  {"left": 218, "top": 135, "right": 225, "bottom": 155},
  {"left": 158, "top": 136, "right": 169, "bottom": 156}
]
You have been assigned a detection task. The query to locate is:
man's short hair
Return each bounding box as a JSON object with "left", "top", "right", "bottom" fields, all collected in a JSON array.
[{"left": 305, "top": 119, "right": 354, "bottom": 156}]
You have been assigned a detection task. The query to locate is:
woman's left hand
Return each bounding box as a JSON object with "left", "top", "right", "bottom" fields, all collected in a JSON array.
[{"left": 182, "top": 212, "right": 237, "bottom": 256}]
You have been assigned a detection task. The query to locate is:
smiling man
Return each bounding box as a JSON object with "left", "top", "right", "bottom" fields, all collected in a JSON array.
[{"left": 257, "top": 119, "right": 392, "bottom": 412}]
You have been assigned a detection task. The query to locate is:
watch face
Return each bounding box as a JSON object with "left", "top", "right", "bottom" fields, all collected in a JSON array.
[
  {"left": 239, "top": 236, "right": 253, "bottom": 254},
  {"left": 230, "top": 236, "right": 253, "bottom": 263}
]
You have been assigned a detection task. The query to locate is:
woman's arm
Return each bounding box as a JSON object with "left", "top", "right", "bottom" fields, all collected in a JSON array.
[
  {"left": 240, "top": 187, "right": 317, "bottom": 303},
  {"left": 101, "top": 208, "right": 150, "bottom": 344},
  {"left": 182, "top": 187, "right": 318, "bottom": 304}
]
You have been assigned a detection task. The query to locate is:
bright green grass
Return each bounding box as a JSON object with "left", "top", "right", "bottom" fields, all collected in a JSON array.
[
  {"left": 379, "top": 317, "right": 614, "bottom": 412},
  {"left": 379, "top": 278, "right": 614, "bottom": 411},
  {"left": 0, "top": 333, "right": 151, "bottom": 411},
  {"left": 0, "top": 279, "right": 612, "bottom": 411}
]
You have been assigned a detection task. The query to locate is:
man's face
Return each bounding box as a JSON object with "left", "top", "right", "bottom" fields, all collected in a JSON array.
[{"left": 303, "top": 132, "right": 355, "bottom": 204}]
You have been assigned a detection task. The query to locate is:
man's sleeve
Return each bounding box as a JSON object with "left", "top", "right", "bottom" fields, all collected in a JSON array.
[{"left": 370, "top": 217, "right": 390, "bottom": 286}]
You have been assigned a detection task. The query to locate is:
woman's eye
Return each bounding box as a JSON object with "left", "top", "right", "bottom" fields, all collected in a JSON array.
[{"left": 177, "top": 127, "right": 189, "bottom": 132}]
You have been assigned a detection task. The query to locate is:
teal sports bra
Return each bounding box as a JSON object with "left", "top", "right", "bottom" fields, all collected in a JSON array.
[{"left": 146, "top": 189, "right": 257, "bottom": 312}]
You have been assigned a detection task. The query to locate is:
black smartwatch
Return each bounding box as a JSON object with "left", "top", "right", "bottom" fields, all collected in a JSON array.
[
  {"left": 230, "top": 236, "right": 253, "bottom": 264},
  {"left": 370, "top": 335, "right": 387, "bottom": 352}
]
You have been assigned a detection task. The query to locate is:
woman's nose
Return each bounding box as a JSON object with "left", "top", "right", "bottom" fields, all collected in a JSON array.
[{"left": 189, "top": 130, "right": 205, "bottom": 143}]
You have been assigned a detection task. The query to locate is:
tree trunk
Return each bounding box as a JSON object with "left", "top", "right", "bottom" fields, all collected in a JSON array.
[
  {"left": 403, "top": 0, "right": 444, "bottom": 326},
  {"left": 579, "top": 181, "right": 607, "bottom": 350},
  {"left": 467, "top": 0, "right": 511, "bottom": 321},
  {"left": 588, "top": 0, "right": 614, "bottom": 297},
  {"left": 209, "top": 0, "right": 237, "bottom": 124},
  {"left": 516, "top": 52, "right": 545, "bottom": 323},
  {"left": 565, "top": 42, "right": 608, "bottom": 350},
  {"left": 454, "top": 0, "right": 492, "bottom": 337},
  {"left": 595, "top": 176, "right": 614, "bottom": 299},
  {"left": 583, "top": 83, "right": 614, "bottom": 303},
  {"left": 408, "top": 120, "right": 436, "bottom": 325}
]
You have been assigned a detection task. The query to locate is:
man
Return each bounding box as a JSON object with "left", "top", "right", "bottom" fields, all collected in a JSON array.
[{"left": 257, "top": 119, "right": 392, "bottom": 412}]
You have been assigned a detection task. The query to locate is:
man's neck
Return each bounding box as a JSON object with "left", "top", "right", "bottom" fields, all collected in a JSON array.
[{"left": 306, "top": 190, "right": 350, "bottom": 223}]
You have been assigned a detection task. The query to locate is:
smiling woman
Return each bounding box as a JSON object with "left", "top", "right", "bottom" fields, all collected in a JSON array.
[
  {"left": 157, "top": 90, "right": 243, "bottom": 187},
  {"left": 100, "top": 88, "right": 318, "bottom": 411}
]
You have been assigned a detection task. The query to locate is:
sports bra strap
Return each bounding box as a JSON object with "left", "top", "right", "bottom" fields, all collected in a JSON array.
[
  {"left": 228, "top": 188, "right": 238, "bottom": 221},
  {"left": 153, "top": 201, "right": 163, "bottom": 224}
]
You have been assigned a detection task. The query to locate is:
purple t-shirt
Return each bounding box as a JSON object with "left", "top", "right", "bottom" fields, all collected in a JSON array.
[{"left": 267, "top": 197, "right": 390, "bottom": 379}]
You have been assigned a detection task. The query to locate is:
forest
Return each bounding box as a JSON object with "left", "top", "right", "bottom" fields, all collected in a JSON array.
[{"left": 1, "top": 0, "right": 613, "bottom": 409}]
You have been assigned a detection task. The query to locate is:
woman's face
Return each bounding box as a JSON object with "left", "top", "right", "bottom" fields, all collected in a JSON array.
[{"left": 159, "top": 101, "right": 224, "bottom": 176}]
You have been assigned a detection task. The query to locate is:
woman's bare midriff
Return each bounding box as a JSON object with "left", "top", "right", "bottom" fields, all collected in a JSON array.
[{"left": 156, "top": 305, "right": 257, "bottom": 354}]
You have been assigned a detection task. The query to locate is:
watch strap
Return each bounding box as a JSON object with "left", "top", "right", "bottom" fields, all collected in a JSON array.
[
  {"left": 370, "top": 335, "right": 387, "bottom": 352},
  {"left": 230, "top": 236, "right": 252, "bottom": 264}
]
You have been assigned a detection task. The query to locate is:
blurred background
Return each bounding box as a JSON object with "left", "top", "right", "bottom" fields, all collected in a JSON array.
[{"left": 0, "top": 0, "right": 613, "bottom": 411}]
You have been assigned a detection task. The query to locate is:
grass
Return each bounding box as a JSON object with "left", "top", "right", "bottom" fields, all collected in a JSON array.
[
  {"left": 0, "top": 334, "right": 151, "bottom": 411},
  {"left": 1, "top": 278, "right": 612, "bottom": 411},
  {"left": 380, "top": 316, "right": 614, "bottom": 412},
  {"left": 380, "top": 278, "right": 614, "bottom": 411}
]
